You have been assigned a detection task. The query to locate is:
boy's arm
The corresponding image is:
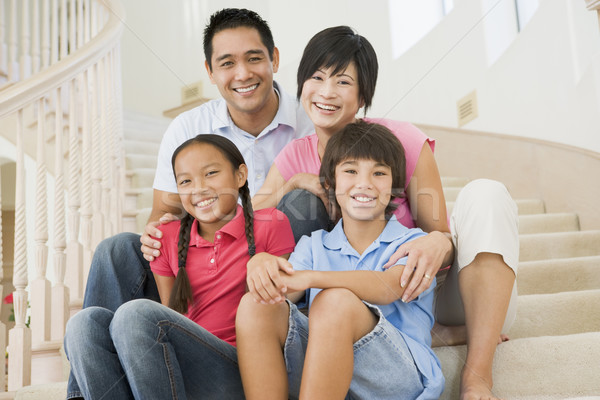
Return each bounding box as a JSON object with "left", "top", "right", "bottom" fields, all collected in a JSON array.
[{"left": 282, "top": 265, "right": 412, "bottom": 306}]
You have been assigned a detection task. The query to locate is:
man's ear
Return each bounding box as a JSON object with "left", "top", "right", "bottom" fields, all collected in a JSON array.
[
  {"left": 271, "top": 47, "right": 280, "bottom": 74},
  {"left": 205, "top": 60, "right": 215, "bottom": 83}
]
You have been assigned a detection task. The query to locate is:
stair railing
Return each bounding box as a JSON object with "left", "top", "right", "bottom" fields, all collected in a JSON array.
[{"left": 0, "top": 0, "right": 125, "bottom": 391}]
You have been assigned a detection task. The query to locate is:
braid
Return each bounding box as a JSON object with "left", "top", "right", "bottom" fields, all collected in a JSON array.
[
  {"left": 169, "top": 213, "right": 194, "bottom": 314},
  {"left": 239, "top": 183, "right": 255, "bottom": 256}
]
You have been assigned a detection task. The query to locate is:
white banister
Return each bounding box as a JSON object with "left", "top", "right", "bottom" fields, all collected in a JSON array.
[
  {"left": 8, "top": 110, "right": 33, "bottom": 391},
  {"left": 30, "top": 97, "right": 52, "bottom": 346}
]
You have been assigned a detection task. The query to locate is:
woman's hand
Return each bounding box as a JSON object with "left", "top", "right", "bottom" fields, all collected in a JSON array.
[
  {"left": 288, "top": 173, "right": 329, "bottom": 209},
  {"left": 383, "top": 231, "right": 453, "bottom": 303},
  {"left": 246, "top": 253, "right": 294, "bottom": 304}
]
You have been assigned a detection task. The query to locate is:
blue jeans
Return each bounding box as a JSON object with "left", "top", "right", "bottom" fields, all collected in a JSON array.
[
  {"left": 67, "top": 232, "right": 161, "bottom": 398},
  {"left": 284, "top": 300, "right": 425, "bottom": 400},
  {"left": 276, "top": 189, "right": 331, "bottom": 243},
  {"left": 64, "top": 300, "right": 244, "bottom": 399}
]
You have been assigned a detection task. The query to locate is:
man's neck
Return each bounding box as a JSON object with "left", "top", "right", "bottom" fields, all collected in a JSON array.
[{"left": 228, "top": 88, "right": 280, "bottom": 137}]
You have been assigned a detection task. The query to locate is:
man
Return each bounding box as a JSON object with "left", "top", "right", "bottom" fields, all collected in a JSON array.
[{"left": 66, "top": 8, "right": 313, "bottom": 399}]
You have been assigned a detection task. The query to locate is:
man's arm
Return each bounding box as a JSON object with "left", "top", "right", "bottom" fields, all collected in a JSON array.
[{"left": 140, "top": 189, "right": 184, "bottom": 262}]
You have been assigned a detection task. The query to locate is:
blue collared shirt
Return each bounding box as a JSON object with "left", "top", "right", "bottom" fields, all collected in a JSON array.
[
  {"left": 289, "top": 216, "right": 444, "bottom": 398},
  {"left": 153, "top": 82, "right": 314, "bottom": 196}
]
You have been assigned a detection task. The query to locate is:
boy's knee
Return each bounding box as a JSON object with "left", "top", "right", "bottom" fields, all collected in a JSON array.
[{"left": 310, "top": 288, "right": 361, "bottom": 321}]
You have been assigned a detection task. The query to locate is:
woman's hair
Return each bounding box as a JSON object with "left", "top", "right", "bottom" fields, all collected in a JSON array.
[
  {"left": 168, "top": 134, "right": 255, "bottom": 314},
  {"left": 319, "top": 120, "right": 406, "bottom": 217},
  {"left": 297, "top": 26, "right": 378, "bottom": 113}
]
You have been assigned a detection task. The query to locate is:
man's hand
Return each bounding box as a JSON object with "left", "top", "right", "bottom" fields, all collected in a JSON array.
[
  {"left": 383, "top": 231, "right": 452, "bottom": 303},
  {"left": 246, "top": 253, "right": 294, "bottom": 304},
  {"left": 140, "top": 213, "right": 179, "bottom": 262}
]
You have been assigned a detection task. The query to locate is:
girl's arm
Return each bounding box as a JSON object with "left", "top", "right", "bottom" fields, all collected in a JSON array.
[
  {"left": 282, "top": 265, "right": 411, "bottom": 306},
  {"left": 153, "top": 273, "right": 175, "bottom": 307},
  {"left": 384, "top": 143, "right": 454, "bottom": 303},
  {"left": 252, "top": 164, "right": 327, "bottom": 210}
]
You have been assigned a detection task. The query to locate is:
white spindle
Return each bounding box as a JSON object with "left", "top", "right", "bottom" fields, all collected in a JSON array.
[
  {"left": 80, "top": 68, "right": 94, "bottom": 272},
  {"left": 8, "top": 110, "right": 32, "bottom": 392},
  {"left": 84, "top": 0, "right": 90, "bottom": 44},
  {"left": 98, "top": 57, "right": 112, "bottom": 237},
  {"left": 50, "top": 0, "right": 58, "bottom": 64},
  {"left": 69, "top": 0, "right": 76, "bottom": 52},
  {"left": 66, "top": 76, "right": 84, "bottom": 302},
  {"left": 60, "top": 0, "right": 67, "bottom": 59},
  {"left": 1, "top": 0, "right": 8, "bottom": 75},
  {"left": 32, "top": 0, "right": 40, "bottom": 73},
  {"left": 8, "top": 0, "right": 17, "bottom": 81},
  {"left": 19, "top": 0, "right": 31, "bottom": 80},
  {"left": 41, "top": 0, "right": 50, "bottom": 68},
  {"left": 77, "top": 0, "right": 84, "bottom": 48},
  {"left": 30, "top": 97, "right": 52, "bottom": 346},
  {"left": 0, "top": 163, "right": 6, "bottom": 393},
  {"left": 90, "top": 63, "right": 104, "bottom": 249},
  {"left": 51, "top": 85, "right": 69, "bottom": 341}
]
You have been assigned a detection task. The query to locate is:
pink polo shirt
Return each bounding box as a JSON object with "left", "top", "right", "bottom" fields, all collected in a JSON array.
[
  {"left": 150, "top": 206, "right": 295, "bottom": 346},
  {"left": 274, "top": 118, "right": 435, "bottom": 228}
]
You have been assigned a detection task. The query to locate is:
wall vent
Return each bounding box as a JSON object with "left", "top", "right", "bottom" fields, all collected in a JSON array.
[
  {"left": 457, "top": 90, "right": 478, "bottom": 127},
  {"left": 181, "top": 81, "right": 204, "bottom": 105}
]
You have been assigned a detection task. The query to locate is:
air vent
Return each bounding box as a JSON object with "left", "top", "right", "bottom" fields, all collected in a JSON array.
[
  {"left": 181, "top": 81, "right": 204, "bottom": 105},
  {"left": 457, "top": 90, "right": 478, "bottom": 127}
]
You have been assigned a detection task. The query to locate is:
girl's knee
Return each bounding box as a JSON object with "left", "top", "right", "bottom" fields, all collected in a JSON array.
[
  {"left": 66, "top": 307, "right": 113, "bottom": 335},
  {"left": 236, "top": 293, "right": 289, "bottom": 334}
]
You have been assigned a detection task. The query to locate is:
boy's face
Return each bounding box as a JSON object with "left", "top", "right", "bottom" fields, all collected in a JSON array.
[
  {"left": 206, "top": 26, "right": 279, "bottom": 123},
  {"left": 334, "top": 158, "right": 392, "bottom": 222}
]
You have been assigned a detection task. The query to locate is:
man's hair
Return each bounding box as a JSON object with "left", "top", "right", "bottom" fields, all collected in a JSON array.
[
  {"left": 203, "top": 8, "right": 275, "bottom": 71},
  {"left": 319, "top": 121, "right": 406, "bottom": 217},
  {"left": 297, "top": 26, "right": 378, "bottom": 113}
]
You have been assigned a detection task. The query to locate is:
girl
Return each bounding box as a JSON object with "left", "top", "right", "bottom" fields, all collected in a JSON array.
[
  {"left": 237, "top": 121, "right": 445, "bottom": 399},
  {"left": 64, "top": 135, "right": 295, "bottom": 399},
  {"left": 251, "top": 26, "right": 518, "bottom": 400}
]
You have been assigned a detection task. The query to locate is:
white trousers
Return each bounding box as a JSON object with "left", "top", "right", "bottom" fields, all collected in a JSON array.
[{"left": 434, "top": 179, "right": 519, "bottom": 333}]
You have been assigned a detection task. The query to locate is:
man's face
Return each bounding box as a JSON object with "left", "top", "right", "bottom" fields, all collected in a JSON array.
[{"left": 206, "top": 27, "right": 279, "bottom": 121}]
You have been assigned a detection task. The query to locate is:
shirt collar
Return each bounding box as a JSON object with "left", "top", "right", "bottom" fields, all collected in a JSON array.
[
  {"left": 210, "top": 81, "right": 297, "bottom": 134},
  {"left": 323, "top": 215, "right": 411, "bottom": 252},
  {"left": 189, "top": 205, "right": 246, "bottom": 247}
]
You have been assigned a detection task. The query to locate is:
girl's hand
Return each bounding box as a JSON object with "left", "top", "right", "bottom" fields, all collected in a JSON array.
[
  {"left": 382, "top": 231, "right": 453, "bottom": 303},
  {"left": 289, "top": 173, "right": 329, "bottom": 209},
  {"left": 279, "top": 270, "right": 311, "bottom": 294},
  {"left": 246, "top": 253, "right": 294, "bottom": 304}
]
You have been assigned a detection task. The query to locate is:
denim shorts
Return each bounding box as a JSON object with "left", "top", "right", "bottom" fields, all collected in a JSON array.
[{"left": 283, "top": 300, "right": 424, "bottom": 400}]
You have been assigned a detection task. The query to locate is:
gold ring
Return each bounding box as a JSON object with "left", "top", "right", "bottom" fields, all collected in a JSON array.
[{"left": 424, "top": 274, "right": 432, "bottom": 280}]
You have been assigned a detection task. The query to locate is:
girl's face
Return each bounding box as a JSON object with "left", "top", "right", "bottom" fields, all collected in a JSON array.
[
  {"left": 301, "top": 62, "right": 362, "bottom": 137},
  {"left": 333, "top": 157, "right": 392, "bottom": 222},
  {"left": 174, "top": 143, "right": 247, "bottom": 233}
]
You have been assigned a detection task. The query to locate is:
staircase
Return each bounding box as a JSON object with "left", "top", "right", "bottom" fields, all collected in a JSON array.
[{"left": 11, "top": 163, "right": 600, "bottom": 398}]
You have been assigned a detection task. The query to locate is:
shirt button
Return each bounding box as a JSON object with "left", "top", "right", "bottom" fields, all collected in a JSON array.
[
  {"left": 216, "top": 235, "right": 221, "bottom": 239},
  {"left": 210, "top": 258, "right": 215, "bottom": 263},
  {"left": 256, "top": 174, "right": 263, "bottom": 179}
]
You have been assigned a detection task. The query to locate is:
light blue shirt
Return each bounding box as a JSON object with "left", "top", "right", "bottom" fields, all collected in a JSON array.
[
  {"left": 289, "top": 216, "right": 444, "bottom": 398},
  {"left": 153, "top": 82, "right": 314, "bottom": 196}
]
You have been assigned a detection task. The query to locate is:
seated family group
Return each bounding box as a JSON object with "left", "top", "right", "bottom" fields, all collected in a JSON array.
[{"left": 64, "top": 8, "right": 519, "bottom": 400}]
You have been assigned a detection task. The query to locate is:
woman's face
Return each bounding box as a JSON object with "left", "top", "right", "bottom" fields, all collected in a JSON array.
[{"left": 301, "top": 62, "right": 362, "bottom": 137}]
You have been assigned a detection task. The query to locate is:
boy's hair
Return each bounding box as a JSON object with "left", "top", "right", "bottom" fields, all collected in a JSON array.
[
  {"left": 203, "top": 8, "right": 275, "bottom": 71},
  {"left": 319, "top": 121, "right": 406, "bottom": 217},
  {"left": 297, "top": 26, "right": 378, "bottom": 113},
  {"left": 169, "top": 134, "right": 255, "bottom": 314}
]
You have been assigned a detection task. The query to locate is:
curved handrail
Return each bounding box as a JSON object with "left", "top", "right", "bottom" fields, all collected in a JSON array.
[{"left": 0, "top": 0, "right": 125, "bottom": 118}]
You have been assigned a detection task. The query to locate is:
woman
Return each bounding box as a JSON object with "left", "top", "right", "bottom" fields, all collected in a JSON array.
[{"left": 250, "top": 26, "right": 518, "bottom": 400}]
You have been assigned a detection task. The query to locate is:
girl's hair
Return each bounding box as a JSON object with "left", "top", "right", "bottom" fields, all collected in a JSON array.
[
  {"left": 168, "top": 134, "right": 255, "bottom": 314},
  {"left": 319, "top": 121, "right": 406, "bottom": 217},
  {"left": 297, "top": 26, "right": 378, "bottom": 113}
]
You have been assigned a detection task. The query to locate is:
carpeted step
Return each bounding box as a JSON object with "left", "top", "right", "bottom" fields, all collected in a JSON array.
[
  {"left": 441, "top": 176, "right": 470, "bottom": 187},
  {"left": 508, "top": 289, "right": 600, "bottom": 339},
  {"left": 435, "top": 332, "right": 600, "bottom": 399},
  {"left": 14, "top": 381, "right": 66, "bottom": 400},
  {"left": 518, "top": 256, "right": 600, "bottom": 295},
  {"left": 128, "top": 167, "right": 156, "bottom": 189},
  {"left": 443, "top": 186, "right": 462, "bottom": 202},
  {"left": 518, "top": 212, "right": 580, "bottom": 234},
  {"left": 125, "top": 153, "right": 158, "bottom": 170},
  {"left": 123, "top": 139, "right": 160, "bottom": 155},
  {"left": 447, "top": 198, "right": 545, "bottom": 216},
  {"left": 519, "top": 231, "right": 600, "bottom": 261}
]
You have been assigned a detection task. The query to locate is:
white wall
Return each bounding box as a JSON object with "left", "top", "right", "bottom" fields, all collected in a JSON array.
[{"left": 120, "top": 0, "right": 600, "bottom": 152}]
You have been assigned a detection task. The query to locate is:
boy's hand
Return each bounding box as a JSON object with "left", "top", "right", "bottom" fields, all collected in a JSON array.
[
  {"left": 247, "top": 253, "right": 294, "bottom": 304},
  {"left": 140, "top": 213, "right": 179, "bottom": 262}
]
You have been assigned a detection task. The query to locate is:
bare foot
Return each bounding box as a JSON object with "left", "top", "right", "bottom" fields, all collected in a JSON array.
[
  {"left": 431, "top": 323, "right": 510, "bottom": 347},
  {"left": 460, "top": 367, "right": 501, "bottom": 400}
]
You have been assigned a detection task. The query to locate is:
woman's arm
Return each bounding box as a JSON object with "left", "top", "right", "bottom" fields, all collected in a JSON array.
[
  {"left": 153, "top": 273, "right": 175, "bottom": 307},
  {"left": 385, "top": 143, "right": 455, "bottom": 302}
]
